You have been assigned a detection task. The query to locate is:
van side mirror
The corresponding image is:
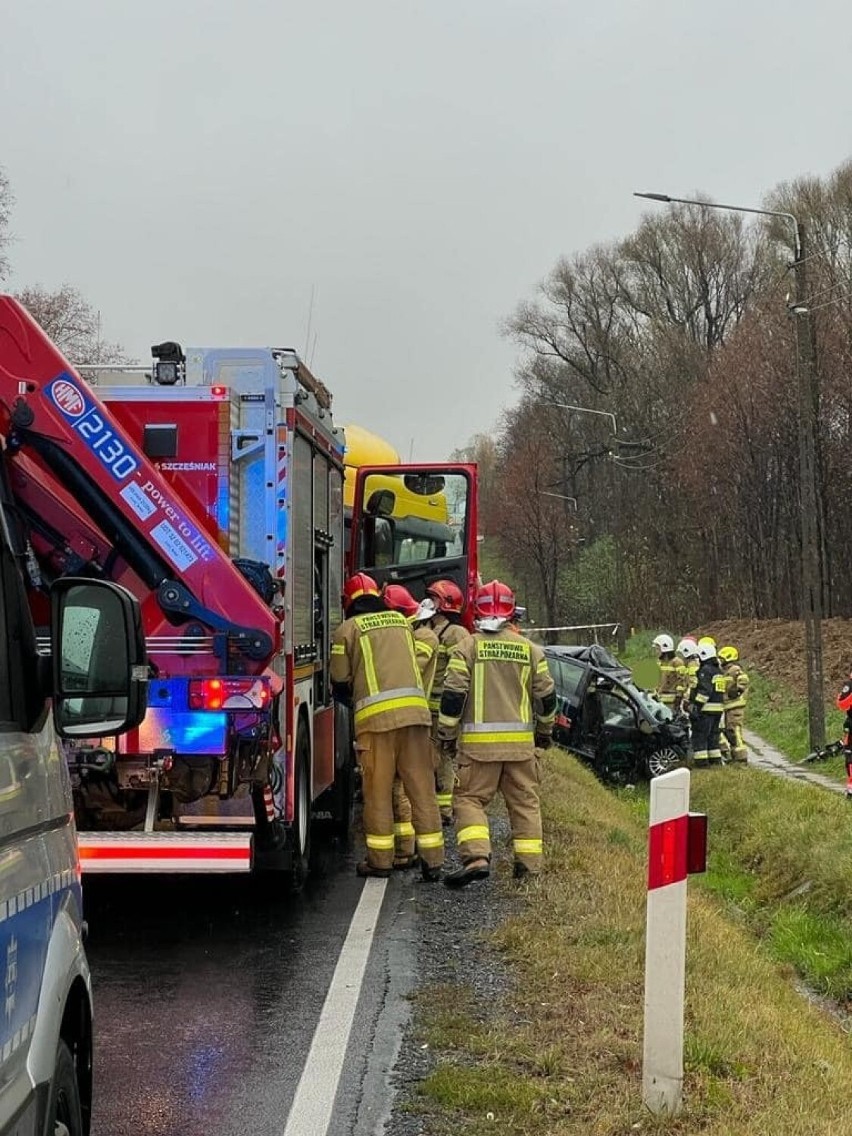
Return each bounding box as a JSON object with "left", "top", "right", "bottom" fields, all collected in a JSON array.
[{"left": 50, "top": 578, "right": 148, "bottom": 738}]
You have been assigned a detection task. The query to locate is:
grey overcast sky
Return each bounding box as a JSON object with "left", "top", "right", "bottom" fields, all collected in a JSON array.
[{"left": 2, "top": 1, "right": 851, "bottom": 459}]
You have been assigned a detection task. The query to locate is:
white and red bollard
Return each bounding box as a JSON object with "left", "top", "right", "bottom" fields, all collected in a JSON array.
[{"left": 642, "top": 768, "right": 707, "bottom": 1115}]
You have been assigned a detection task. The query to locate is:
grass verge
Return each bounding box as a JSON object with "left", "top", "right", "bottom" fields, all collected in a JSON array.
[{"left": 413, "top": 751, "right": 852, "bottom": 1135}]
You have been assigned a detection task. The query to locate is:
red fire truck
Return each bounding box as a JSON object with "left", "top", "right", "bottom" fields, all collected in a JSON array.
[{"left": 0, "top": 297, "right": 478, "bottom": 877}]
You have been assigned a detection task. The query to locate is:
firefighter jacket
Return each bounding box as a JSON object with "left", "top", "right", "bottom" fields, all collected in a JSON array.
[
  {"left": 837, "top": 678, "right": 852, "bottom": 733},
  {"left": 680, "top": 660, "right": 698, "bottom": 703},
  {"left": 722, "top": 661, "right": 749, "bottom": 711},
  {"left": 437, "top": 629, "right": 556, "bottom": 762},
  {"left": 428, "top": 615, "right": 471, "bottom": 714},
  {"left": 331, "top": 611, "right": 431, "bottom": 733},
  {"left": 657, "top": 653, "right": 687, "bottom": 706},
  {"left": 413, "top": 623, "right": 440, "bottom": 701},
  {"left": 690, "top": 658, "right": 726, "bottom": 714}
]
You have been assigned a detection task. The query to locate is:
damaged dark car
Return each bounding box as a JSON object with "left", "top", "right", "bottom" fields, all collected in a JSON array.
[{"left": 543, "top": 644, "right": 689, "bottom": 784}]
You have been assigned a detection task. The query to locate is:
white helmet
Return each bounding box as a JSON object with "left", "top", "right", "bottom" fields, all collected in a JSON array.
[
  {"left": 652, "top": 633, "right": 674, "bottom": 654},
  {"left": 677, "top": 637, "right": 698, "bottom": 659},
  {"left": 697, "top": 641, "right": 717, "bottom": 661}
]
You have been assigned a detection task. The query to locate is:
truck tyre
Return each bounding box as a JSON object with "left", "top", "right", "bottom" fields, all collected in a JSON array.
[
  {"left": 47, "top": 1039, "right": 84, "bottom": 1136},
  {"left": 285, "top": 720, "right": 312, "bottom": 891},
  {"left": 314, "top": 703, "right": 355, "bottom": 844}
]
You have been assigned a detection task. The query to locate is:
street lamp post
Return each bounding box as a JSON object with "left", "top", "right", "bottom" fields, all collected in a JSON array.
[
  {"left": 635, "top": 192, "right": 825, "bottom": 750},
  {"left": 552, "top": 401, "right": 618, "bottom": 436},
  {"left": 541, "top": 491, "right": 578, "bottom": 512}
]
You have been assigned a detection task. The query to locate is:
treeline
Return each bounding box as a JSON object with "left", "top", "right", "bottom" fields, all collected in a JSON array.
[{"left": 456, "top": 158, "right": 852, "bottom": 632}]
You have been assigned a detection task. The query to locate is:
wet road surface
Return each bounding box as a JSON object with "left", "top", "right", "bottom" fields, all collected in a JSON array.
[{"left": 84, "top": 846, "right": 418, "bottom": 1136}]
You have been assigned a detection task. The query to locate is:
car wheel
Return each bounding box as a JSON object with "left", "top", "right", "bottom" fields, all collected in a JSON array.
[
  {"left": 646, "top": 748, "right": 682, "bottom": 778},
  {"left": 47, "top": 1040, "right": 84, "bottom": 1136}
]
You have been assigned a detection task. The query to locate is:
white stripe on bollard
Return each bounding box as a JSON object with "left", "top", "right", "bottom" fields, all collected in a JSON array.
[{"left": 642, "top": 767, "right": 690, "bottom": 1115}]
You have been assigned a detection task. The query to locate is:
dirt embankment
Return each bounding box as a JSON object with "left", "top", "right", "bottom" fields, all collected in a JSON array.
[{"left": 688, "top": 618, "right": 852, "bottom": 699}]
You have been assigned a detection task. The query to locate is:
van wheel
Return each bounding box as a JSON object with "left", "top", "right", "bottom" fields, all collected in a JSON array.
[
  {"left": 47, "top": 1040, "right": 83, "bottom": 1136},
  {"left": 285, "top": 722, "right": 312, "bottom": 890}
]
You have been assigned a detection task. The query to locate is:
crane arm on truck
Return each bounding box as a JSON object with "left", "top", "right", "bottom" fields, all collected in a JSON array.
[{"left": 0, "top": 296, "right": 278, "bottom": 667}]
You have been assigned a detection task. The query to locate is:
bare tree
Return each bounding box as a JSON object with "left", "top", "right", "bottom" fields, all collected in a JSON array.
[{"left": 15, "top": 284, "right": 131, "bottom": 364}]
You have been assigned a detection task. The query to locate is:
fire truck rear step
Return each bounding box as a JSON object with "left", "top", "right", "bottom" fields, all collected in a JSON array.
[{"left": 78, "top": 832, "right": 252, "bottom": 874}]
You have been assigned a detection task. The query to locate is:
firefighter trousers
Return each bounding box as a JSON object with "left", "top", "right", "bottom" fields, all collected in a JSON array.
[
  {"left": 357, "top": 725, "right": 445, "bottom": 871},
  {"left": 392, "top": 777, "right": 415, "bottom": 861},
  {"left": 691, "top": 712, "right": 723, "bottom": 765},
  {"left": 453, "top": 755, "right": 543, "bottom": 873},
  {"left": 431, "top": 716, "right": 455, "bottom": 819},
  {"left": 723, "top": 708, "right": 748, "bottom": 762}
]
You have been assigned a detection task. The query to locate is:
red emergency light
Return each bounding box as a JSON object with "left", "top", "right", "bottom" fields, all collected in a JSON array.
[
  {"left": 188, "top": 677, "right": 271, "bottom": 711},
  {"left": 210, "top": 385, "right": 228, "bottom": 400}
]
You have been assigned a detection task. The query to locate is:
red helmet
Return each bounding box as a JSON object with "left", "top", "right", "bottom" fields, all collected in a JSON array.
[
  {"left": 474, "top": 580, "right": 515, "bottom": 621},
  {"left": 342, "top": 572, "right": 380, "bottom": 611},
  {"left": 425, "top": 578, "right": 465, "bottom": 614},
  {"left": 382, "top": 584, "right": 420, "bottom": 619}
]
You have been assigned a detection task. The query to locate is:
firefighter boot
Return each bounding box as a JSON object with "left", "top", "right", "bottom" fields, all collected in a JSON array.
[
  {"left": 444, "top": 858, "right": 490, "bottom": 889},
  {"left": 356, "top": 861, "right": 392, "bottom": 879}
]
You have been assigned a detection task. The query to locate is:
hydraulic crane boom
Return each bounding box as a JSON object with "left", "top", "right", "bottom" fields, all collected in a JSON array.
[{"left": 0, "top": 296, "right": 278, "bottom": 673}]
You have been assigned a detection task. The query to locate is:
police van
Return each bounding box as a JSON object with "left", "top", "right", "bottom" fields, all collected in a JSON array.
[{"left": 0, "top": 477, "right": 146, "bottom": 1135}]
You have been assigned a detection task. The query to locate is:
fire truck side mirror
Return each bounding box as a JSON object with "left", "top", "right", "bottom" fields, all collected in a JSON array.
[{"left": 50, "top": 579, "right": 148, "bottom": 739}]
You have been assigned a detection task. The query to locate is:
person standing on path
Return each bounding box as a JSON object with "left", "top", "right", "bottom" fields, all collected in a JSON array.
[
  {"left": 437, "top": 579, "right": 556, "bottom": 888},
  {"left": 331, "top": 573, "right": 444, "bottom": 880}
]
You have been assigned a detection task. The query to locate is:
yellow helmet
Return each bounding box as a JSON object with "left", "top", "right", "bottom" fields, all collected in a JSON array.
[
  {"left": 698, "top": 635, "right": 716, "bottom": 649},
  {"left": 718, "top": 645, "right": 739, "bottom": 663}
]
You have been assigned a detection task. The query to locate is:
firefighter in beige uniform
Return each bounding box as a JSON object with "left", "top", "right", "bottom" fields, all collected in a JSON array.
[
  {"left": 425, "top": 579, "right": 472, "bottom": 823},
  {"left": 719, "top": 645, "right": 749, "bottom": 763},
  {"left": 383, "top": 584, "right": 440, "bottom": 868},
  {"left": 331, "top": 573, "right": 444, "bottom": 880},
  {"left": 437, "top": 580, "right": 556, "bottom": 887}
]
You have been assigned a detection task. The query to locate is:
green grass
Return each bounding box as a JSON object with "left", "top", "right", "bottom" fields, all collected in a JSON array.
[
  {"left": 408, "top": 631, "right": 852, "bottom": 1133},
  {"left": 747, "top": 670, "right": 846, "bottom": 763},
  {"left": 412, "top": 752, "right": 852, "bottom": 1135}
]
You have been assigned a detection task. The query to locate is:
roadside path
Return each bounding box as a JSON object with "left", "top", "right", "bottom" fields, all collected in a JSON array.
[{"left": 744, "top": 728, "right": 846, "bottom": 795}]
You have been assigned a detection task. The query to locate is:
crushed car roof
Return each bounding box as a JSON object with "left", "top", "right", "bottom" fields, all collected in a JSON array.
[{"left": 543, "top": 644, "right": 633, "bottom": 683}]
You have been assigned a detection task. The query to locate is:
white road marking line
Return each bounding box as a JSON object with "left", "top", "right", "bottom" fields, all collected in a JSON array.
[{"left": 282, "top": 877, "right": 388, "bottom": 1136}]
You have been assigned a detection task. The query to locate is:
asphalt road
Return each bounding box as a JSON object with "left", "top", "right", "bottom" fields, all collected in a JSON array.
[{"left": 83, "top": 842, "right": 421, "bottom": 1136}]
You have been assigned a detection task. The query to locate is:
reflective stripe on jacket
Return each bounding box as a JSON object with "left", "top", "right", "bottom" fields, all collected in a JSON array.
[
  {"left": 331, "top": 610, "right": 430, "bottom": 733},
  {"left": 413, "top": 623, "right": 440, "bottom": 701},
  {"left": 722, "top": 662, "right": 749, "bottom": 710},
  {"left": 691, "top": 659, "right": 726, "bottom": 714},
  {"left": 658, "top": 657, "right": 687, "bottom": 705},
  {"left": 437, "top": 629, "right": 555, "bottom": 761},
  {"left": 428, "top": 616, "right": 471, "bottom": 713}
]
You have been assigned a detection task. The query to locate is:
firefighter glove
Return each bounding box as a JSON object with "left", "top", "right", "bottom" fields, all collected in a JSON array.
[{"left": 534, "top": 730, "right": 553, "bottom": 750}]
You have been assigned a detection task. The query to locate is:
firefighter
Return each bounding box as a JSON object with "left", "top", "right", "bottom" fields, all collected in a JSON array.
[
  {"left": 437, "top": 580, "right": 556, "bottom": 887},
  {"left": 331, "top": 572, "right": 444, "bottom": 880},
  {"left": 652, "top": 633, "right": 686, "bottom": 711},
  {"left": 424, "top": 579, "right": 472, "bottom": 823},
  {"left": 681, "top": 640, "right": 699, "bottom": 708},
  {"left": 718, "top": 644, "right": 749, "bottom": 763},
  {"left": 383, "top": 584, "right": 440, "bottom": 869},
  {"left": 689, "top": 640, "right": 726, "bottom": 766},
  {"left": 836, "top": 671, "right": 852, "bottom": 798}
]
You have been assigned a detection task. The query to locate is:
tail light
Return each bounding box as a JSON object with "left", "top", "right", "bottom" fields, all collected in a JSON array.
[{"left": 189, "top": 677, "right": 272, "bottom": 711}]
